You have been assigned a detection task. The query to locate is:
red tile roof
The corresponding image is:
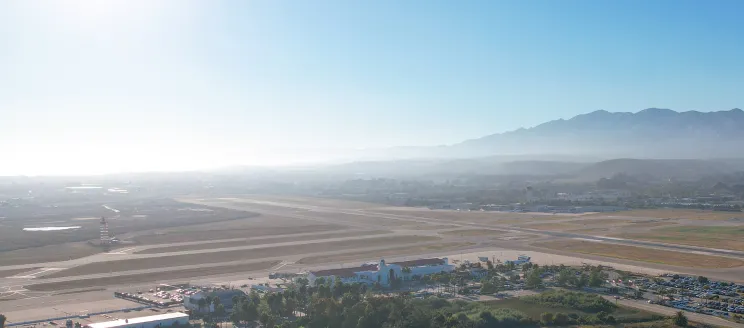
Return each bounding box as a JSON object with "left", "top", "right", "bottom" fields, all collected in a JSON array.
[{"left": 391, "top": 258, "right": 445, "bottom": 267}]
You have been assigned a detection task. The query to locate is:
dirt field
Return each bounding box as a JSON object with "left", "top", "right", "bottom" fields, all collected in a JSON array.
[
  {"left": 296, "top": 242, "right": 476, "bottom": 265},
  {"left": 25, "top": 261, "right": 280, "bottom": 291},
  {"left": 617, "top": 226, "right": 744, "bottom": 252},
  {"left": 533, "top": 240, "right": 744, "bottom": 268},
  {"left": 136, "top": 230, "right": 389, "bottom": 254},
  {"left": 590, "top": 209, "right": 744, "bottom": 221},
  {"left": 44, "top": 235, "right": 440, "bottom": 278}
]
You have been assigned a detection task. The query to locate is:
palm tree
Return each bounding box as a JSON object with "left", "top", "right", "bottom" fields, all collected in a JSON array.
[{"left": 673, "top": 311, "right": 688, "bottom": 327}]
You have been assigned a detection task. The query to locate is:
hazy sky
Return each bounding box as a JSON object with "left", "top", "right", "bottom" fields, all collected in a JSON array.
[{"left": 2, "top": 0, "right": 743, "bottom": 175}]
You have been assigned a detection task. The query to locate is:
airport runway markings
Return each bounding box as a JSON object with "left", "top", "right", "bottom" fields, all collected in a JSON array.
[
  {"left": 6, "top": 268, "right": 63, "bottom": 279},
  {"left": 108, "top": 247, "right": 138, "bottom": 255}
]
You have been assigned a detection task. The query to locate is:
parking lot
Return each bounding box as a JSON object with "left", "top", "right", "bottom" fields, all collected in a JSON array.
[{"left": 637, "top": 274, "right": 744, "bottom": 319}]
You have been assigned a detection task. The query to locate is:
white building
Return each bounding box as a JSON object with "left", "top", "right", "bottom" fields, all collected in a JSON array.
[
  {"left": 86, "top": 313, "right": 188, "bottom": 328},
  {"left": 504, "top": 255, "right": 531, "bottom": 265},
  {"left": 307, "top": 258, "right": 454, "bottom": 286}
]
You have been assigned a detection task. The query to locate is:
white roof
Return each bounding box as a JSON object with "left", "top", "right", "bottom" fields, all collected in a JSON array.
[{"left": 87, "top": 312, "right": 188, "bottom": 328}]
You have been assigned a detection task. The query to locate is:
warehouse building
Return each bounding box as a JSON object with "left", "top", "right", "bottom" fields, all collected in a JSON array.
[{"left": 86, "top": 312, "right": 188, "bottom": 328}]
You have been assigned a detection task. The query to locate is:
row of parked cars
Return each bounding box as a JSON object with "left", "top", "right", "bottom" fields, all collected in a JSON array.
[
  {"left": 643, "top": 275, "right": 744, "bottom": 318},
  {"left": 152, "top": 290, "right": 184, "bottom": 303},
  {"left": 702, "top": 300, "right": 744, "bottom": 315}
]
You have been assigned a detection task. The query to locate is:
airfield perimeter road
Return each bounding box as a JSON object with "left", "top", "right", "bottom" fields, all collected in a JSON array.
[
  {"left": 605, "top": 296, "right": 744, "bottom": 328},
  {"left": 185, "top": 198, "right": 744, "bottom": 260}
]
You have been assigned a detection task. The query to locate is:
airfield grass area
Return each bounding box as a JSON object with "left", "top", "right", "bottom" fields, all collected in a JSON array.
[
  {"left": 0, "top": 293, "right": 24, "bottom": 302},
  {"left": 133, "top": 222, "right": 344, "bottom": 244},
  {"left": 0, "top": 199, "right": 255, "bottom": 252},
  {"left": 296, "top": 242, "right": 477, "bottom": 265},
  {"left": 187, "top": 195, "right": 387, "bottom": 210},
  {"left": 534, "top": 240, "right": 744, "bottom": 268},
  {"left": 372, "top": 208, "right": 553, "bottom": 225},
  {"left": 0, "top": 267, "right": 40, "bottom": 277},
  {"left": 136, "top": 230, "right": 389, "bottom": 254},
  {"left": 622, "top": 220, "right": 678, "bottom": 229},
  {"left": 0, "top": 242, "right": 104, "bottom": 266},
  {"left": 522, "top": 222, "right": 582, "bottom": 231},
  {"left": 44, "top": 235, "right": 440, "bottom": 278},
  {"left": 590, "top": 209, "right": 744, "bottom": 221},
  {"left": 439, "top": 229, "right": 508, "bottom": 237},
  {"left": 617, "top": 226, "right": 744, "bottom": 252},
  {"left": 25, "top": 261, "right": 280, "bottom": 292}
]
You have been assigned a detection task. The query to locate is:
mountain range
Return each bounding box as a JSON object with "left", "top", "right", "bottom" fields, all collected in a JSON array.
[
  {"left": 316, "top": 108, "right": 744, "bottom": 180},
  {"left": 450, "top": 108, "right": 744, "bottom": 159}
]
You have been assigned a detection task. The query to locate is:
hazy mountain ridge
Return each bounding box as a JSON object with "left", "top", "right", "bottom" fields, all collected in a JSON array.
[{"left": 456, "top": 108, "right": 744, "bottom": 158}]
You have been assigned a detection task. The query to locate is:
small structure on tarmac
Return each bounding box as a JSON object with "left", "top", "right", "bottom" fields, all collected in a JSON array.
[{"left": 85, "top": 312, "right": 188, "bottom": 328}]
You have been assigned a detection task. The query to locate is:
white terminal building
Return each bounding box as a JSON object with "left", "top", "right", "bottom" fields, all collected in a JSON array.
[
  {"left": 86, "top": 313, "right": 188, "bottom": 328},
  {"left": 307, "top": 258, "right": 454, "bottom": 286}
]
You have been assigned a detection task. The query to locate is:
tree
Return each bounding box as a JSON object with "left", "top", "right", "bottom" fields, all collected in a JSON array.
[
  {"left": 74, "top": 323, "right": 82, "bottom": 328},
  {"left": 198, "top": 298, "right": 208, "bottom": 313},
  {"left": 509, "top": 274, "right": 520, "bottom": 283},
  {"left": 525, "top": 269, "right": 542, "bottom": 289},
  {"left": 674, "top": 311, "right": 688, "bottom": 327},
  {"left": 574, "top": 273, "right": 589, "bottom": 289},
  {"left": 553, "top": 313, "right": 569, "bottom": 326},
  {"left": 697, "top": 276, "right": 709, "bottom": 284},
  {"left": 1, "top": 315, "right": 7, "bottom": 328},
  {"left": 589, "top": 270, "right": 604, "bottom": 287},
  {"left": 540, "top": 312, "right": 554, "bottom": 325},
  {"left": 215, "top": 304, "right": 226, "bottom": 319},
  {"left": 557, "top": 269, "right": 572, "bottom": 287},
  {"left": 480, "top": 281, "right": 497, "bottom": 295}
]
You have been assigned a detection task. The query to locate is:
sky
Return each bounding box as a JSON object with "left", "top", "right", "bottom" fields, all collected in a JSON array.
[{"left": 1, "top": 0, "right": 743, "bottom": 175}]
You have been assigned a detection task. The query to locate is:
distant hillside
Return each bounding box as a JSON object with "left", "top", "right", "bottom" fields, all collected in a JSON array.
[
  {"left": 576, "top": 159, "right": 742, "bottom": 181},
  {"left": 315, "top": 157, "right": 744, "bottom": 181},
  {"left": 450, "top": 108, "right": 744, "bottom": 159},
  {"left": 318, "top": 157, "right": 590, "bottom": 178}
]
